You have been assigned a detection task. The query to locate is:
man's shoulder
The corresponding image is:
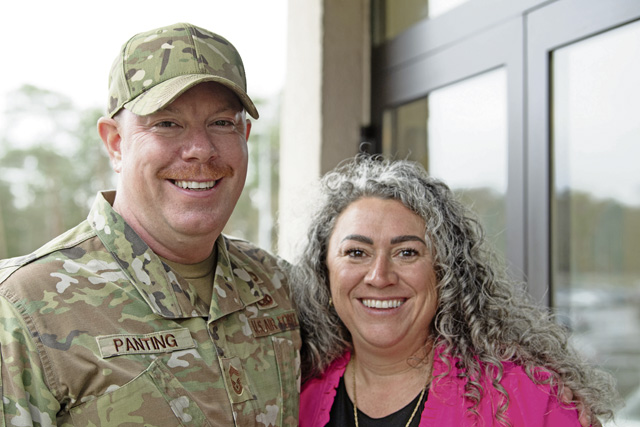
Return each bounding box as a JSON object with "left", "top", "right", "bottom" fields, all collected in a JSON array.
[
  {"left": 224, "top": 234, "right": 271, "bottom": 255},
  {"left": 222, "top": 234, "right": 292, "bottom": 293},
  {"left": 0, "top": 220, "right": 96, "bottom": 287},
  {"left": 223, "top": 234, "right": 287, "bottom": 268}
]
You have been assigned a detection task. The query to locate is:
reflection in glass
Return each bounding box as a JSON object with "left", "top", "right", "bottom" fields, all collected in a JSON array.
[
  {"left": 429, "top": 68, "right": 508, "bottom": 253},
  {"left": 381, "top": 68, "right": 508, "bottom": 254},
  {"left": 552, "top": 20, "right": 640, "bottom": 425},
  {"left": 382, "top": 98, "right": 429, "bottom": 166},
  {"left": 428, "top": 0, "right": 469, "bottom": 19}
]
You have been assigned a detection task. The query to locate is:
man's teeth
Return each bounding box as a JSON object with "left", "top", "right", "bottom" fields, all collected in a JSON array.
[
  {"left": 174, "top": 180, "right": 217, "bottom": 190},
  {"left": 361, "top": 299, "right": 405, "bottom": 309}
]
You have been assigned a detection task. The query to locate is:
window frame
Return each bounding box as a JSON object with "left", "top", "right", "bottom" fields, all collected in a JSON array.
[
  {"left": 525, "top": 0, "right": 640, "bottom": 305},
  {"left": 371, "top": 7, "right": 527, "bottom": 285}
]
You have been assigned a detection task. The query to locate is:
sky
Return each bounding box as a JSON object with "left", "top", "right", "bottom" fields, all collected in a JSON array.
[{"left": 0, "top": 0, "right": 287, "bottom": 119}]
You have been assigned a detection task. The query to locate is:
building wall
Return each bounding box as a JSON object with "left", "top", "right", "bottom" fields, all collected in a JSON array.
[{"left": 278, "top": 0, "right": 370, "bottom": 259}]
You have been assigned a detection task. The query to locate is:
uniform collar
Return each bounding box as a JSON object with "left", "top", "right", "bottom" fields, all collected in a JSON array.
[{"left": 89, "top": 191, "right": 265, "bottom": 319}]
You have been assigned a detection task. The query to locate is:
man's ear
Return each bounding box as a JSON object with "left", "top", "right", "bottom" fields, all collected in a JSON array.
[
  {"left": 245, "top": 118, "right": 252, "bottom": 141},
  {"left": 97, "top": 116, "right": 123, "bottom": 173}
]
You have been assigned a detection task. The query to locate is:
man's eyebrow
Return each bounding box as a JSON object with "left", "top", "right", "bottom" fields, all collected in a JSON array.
[
  {"left": 341, "top": 234, "right": 373, "bottom": 244},
  {"left": 159, "top": 105, "right": 181, "bottom": 115},
  {"left": 390, "top": 235, "right": 426, "bottom": 245},
  {"left": 161, "top": 102, "right": 242, "bottom": 115}
]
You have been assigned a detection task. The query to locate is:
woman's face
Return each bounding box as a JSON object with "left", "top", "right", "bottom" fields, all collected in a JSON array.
[{"left": 326, "top": 197, "right": 438, "bottom": 357}]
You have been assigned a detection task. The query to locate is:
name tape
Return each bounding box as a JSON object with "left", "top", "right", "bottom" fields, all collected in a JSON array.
[
  {"left": 96, "top": 328, "right": 195, "bottom": 358},
  {"left": 248, "top": 310, "right": 300, "bottom": 338}
]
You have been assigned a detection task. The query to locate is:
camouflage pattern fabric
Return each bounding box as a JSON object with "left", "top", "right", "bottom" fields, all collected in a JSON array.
[
  {"left": 0, "top": 191, "right": 301, "bottom": 426},
  {"left": 107, "top": 23, "right": 259, "bottom": 119}
]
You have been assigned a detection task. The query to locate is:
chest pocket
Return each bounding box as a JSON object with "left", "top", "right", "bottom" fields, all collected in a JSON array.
[
  {"left": 68, "top": 358, "right": 211, "bottom": 426},
  {"left": 214, "top": 309, "right": 301, "bottom": 427}
]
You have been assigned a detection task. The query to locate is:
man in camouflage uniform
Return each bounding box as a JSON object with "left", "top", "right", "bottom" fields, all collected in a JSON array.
[{"left": 0, "top": 23, "right": 301, "bottom": 426}]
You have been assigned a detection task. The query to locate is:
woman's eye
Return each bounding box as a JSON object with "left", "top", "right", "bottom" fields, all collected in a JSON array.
[
  {"left": 398, "top": 248, "right": 418, "bottom": 257},
  {"left": 345, "top": 248, "right": 365, "bottom": 257}
]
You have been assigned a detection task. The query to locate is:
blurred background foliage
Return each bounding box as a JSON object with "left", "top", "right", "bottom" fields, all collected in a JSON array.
[{"left": 0, "top": 85, "right": 280, "bottom": 259}]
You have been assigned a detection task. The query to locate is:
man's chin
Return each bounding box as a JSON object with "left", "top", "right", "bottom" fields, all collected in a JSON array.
[{"left": 168, "top": 213, "right": 230, "bottom": 238}]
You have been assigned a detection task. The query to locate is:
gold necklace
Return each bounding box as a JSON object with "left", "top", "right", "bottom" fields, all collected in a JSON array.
[{"left": 351, "top": 355, "right": 432, "bottom": 427}]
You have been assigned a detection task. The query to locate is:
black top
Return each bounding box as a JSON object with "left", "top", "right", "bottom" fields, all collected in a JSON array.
[{"left": 325, "top": 375, "right": 427, "bottom": 427}]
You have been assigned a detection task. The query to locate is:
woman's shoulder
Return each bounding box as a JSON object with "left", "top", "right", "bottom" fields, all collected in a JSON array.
[
  {"left": 433, "top": 345, "right": 555, "bottom": 390},
  {"left": 430, "top": 348, "right": 581, "bottom": 426},
  {"left": 499, "top": 360, "right": 556, "bottom": 392},
  {"left": 488, "top": 361, "right": 581, "bottom": 426}
]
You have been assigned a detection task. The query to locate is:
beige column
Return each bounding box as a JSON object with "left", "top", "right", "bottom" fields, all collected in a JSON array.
[{"left": 278, "top": 0, "right": 370, "bottom": 260}]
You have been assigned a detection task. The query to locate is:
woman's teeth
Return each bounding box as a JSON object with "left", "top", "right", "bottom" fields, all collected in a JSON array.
[{"left": 361, "top": 299, "right": 405, "bottom": 309}]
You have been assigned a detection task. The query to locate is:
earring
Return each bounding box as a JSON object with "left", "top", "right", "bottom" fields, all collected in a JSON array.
[{"left": 329, "top": 297, "right": 333, "bottom": 306}]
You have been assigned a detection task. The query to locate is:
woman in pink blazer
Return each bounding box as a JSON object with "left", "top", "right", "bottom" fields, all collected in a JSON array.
[{"left": 291, "top": 156, "right": 621, "bottom": 427}]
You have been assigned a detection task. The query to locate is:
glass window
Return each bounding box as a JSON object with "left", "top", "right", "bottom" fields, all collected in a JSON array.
[
  {"left": 382, "top": 68, "right": 508, "bottom": 253},
  {"left": 428, "top": 68, "right": 508, "bottom": 252},
  {"left": 372, "top": 0, "right": 470, "bottom": 45},
  {"left": 552, "top": 20, "right": 640, "bottom": 424},
  {"left": 372, "top": 0, "right": 428, "bottom": 45},
  {"left": 382, "top": 97, "right": 429, "bottom": 166},
  {"left": 428, "top": 0, "right": 469, "bottom": 19}
]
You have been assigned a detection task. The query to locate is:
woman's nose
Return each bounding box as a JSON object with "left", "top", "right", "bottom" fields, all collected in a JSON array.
[{"left": 364, "top": 255, "right": 398, "bottom": 288}]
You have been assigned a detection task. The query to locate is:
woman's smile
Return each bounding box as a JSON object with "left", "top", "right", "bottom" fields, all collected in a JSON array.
[{"left": 360, "top": 298, "right": 406, "bottom": 309}]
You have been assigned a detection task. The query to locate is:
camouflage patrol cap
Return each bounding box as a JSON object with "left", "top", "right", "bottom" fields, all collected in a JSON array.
[{"left": 107, "top": 23, "right": 259, "bottom": 119}]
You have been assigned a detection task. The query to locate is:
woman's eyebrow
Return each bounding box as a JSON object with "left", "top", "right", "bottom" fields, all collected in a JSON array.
[
  {"left": 341, "top": 234, "right": 373, "bottom": 244},
  {"left": 340, "top": 234, "right": 426, "bottom": 245},
  {"left": 390, "top": 235, "right": 426, "bottom": 245}
]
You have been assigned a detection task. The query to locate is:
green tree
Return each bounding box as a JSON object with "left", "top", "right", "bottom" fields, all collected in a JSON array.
[
  {"left": 453, "top": 187, "right": 507, "bottom": 254},
  {"left": 224, "top": 96, "right": 281, "bottom": 254},
  {"left": 0, "top": 85, "right": 113, "bottom": 257}
]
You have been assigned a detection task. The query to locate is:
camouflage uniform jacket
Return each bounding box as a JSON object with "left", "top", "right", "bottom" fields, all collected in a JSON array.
[{"left": 0, "top": 191, "right": 301, "bottom": 426}]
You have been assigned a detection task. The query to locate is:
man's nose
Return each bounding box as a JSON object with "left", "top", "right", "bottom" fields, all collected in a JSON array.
[{"left": 182, "top": 128, "right": 217, "bottom": 162}]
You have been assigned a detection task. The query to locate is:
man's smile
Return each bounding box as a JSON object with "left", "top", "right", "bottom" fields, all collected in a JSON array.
[{"left": 171, "top": 179, "right": 220, "bottom": 191}]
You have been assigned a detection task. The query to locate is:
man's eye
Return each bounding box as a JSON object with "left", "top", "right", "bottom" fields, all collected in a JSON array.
[
  {"left": 157, "top": 121, "right": 177, "bottom": 128},
  {"left": 213, "top": 120, "right": 233, "bottom": 126}
]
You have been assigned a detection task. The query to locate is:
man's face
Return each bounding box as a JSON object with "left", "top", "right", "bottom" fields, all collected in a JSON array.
[{"left": 103, "top": 82, "right": 250, "bottom": 261}]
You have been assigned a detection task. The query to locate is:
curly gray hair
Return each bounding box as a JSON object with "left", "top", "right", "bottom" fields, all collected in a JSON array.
[{"left": 289, "top": 154, "right": 620, "bottom": 424}]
